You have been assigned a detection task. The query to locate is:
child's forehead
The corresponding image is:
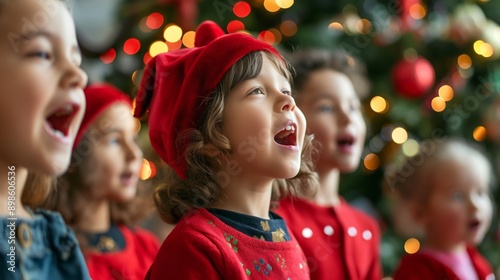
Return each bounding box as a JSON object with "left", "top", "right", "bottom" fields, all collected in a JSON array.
[
  {"left": 298, "top": 70, "right": 359, "bottom": 102},
  {"left": 0, "top": 0, "right": 66, "bottom": 33},
  {"left": 431, "top": 156, "right": 490, "bottom": 190}
]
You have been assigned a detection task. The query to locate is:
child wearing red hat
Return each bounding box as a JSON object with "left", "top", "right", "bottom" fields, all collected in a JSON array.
[
  {"left": 134, "top": 20, "right": 317, "bottom": 279},
  {"left": 274, "top": 49, "right": 383, "bottom": 280},
  {"left": 44, "top": 84, "right": 159, "bottom": 280},
  {"left": 0, "top": 0, "right": 91, "bottom": 279},
  {"left": 389, "top": 139, "right": 494, "bottom": 280}
]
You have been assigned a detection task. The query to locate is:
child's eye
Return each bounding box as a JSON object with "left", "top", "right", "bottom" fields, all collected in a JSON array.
[
  {"left": 28, "top": 51, "right": 51, "bottom": 60},
  {"left": 318, "top": 105, "right": 335, "bottom": 113},
  {"left": 451, "top": 192, "right": 465, "bottom": 202},
  {"left": 282, "top": 90, "right": 292, "bottom": 96},
  {"left": 249, "top": 88, "right": 265, "bottom": 95},
  {"left": 108, "top": 137, "right": 119, "bottom": 145}
]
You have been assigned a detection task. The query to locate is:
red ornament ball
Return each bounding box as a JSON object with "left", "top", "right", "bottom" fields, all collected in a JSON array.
[{"left": 392, "top": 57, "right": 435, "bottom": 98}]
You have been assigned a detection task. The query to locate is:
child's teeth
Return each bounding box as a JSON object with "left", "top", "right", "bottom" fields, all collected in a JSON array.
[
  {"left": 286, "top": 125, "right": 293, "bottom": 131},
  {"left": 54, "top": 130, "right": 64, "bottom": 137}
]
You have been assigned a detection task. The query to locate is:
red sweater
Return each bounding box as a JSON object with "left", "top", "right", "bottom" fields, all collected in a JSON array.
[
  {"left": 146, "top": 208, "right": 310, "bottom": 279},
  {"left": 393, "top": 246, "right": 495, "bottom": 280},
  {"left": 85, "top": 225, "right": 159, "bottom": 280},
  {"left": 275, "top": 197, "right": 382, "bottom": 280}
]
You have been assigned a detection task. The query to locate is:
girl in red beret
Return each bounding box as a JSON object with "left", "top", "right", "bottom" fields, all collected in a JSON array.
[
  {"left": 0, "top": 0, "right": 91, "bottom": 278},
  {"left": 134, "top": 20, "right": 317, "bottom": 279},
  {"left": 44, "top": 84, "right": 159, "bottom": 280},
  {"left": 274, "top": 49, "right": 382, "bottom": 280},
  {"left": 389, "top": 139, "right": 494, "bottom": 280}
]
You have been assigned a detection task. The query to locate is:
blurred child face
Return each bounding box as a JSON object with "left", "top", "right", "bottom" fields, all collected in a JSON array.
[
  {"left": 420, "top": 158, "right": 492, "bottom": 250},
  {"left": 83, "top": 104, "right": 142, "bottom": 202},
  {"left": 296, "top": 69, "right": 366, "bottom": 172},
  {"left": 0, "top": 0, "right": 87, "bottom": 175},
  {"left": 222, "top": 54, "right": 306, "bottom": 180}
]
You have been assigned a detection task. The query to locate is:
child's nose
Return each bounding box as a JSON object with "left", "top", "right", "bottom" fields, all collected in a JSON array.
[
  {"left": 61, "top": 62, "right": 88, "bottom": 90},
  {"left": 277, "top": 93, "right": 296, "bottom": 112},
  {"left": 124, "top": 140, "right": 142, "bottom": 162}
]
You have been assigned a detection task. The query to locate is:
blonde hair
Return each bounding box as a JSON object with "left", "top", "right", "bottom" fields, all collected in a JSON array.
[
  {"left": 386, "top": 138, "right": 493, "bottom": 203},
  {"left": 154, "top": 51, "right": 318, "bottom": 224}
]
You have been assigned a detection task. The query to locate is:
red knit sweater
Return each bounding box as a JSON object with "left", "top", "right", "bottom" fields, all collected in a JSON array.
[
  {"left": 393, "top": 246, "right": 495, "bottom": 280},
  {"left": 275, "top": 197, "right": 382, "bottom": 280},
  {"left": 85, "top": 225, "right": 159, "bottom": 280},
  {"left": 146, "top": 208, "right": 310, "bottom": 279}
]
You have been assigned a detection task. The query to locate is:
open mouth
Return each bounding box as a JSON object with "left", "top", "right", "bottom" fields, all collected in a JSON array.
[
  {"left": 468, "top": 219, "right": 481, "bottom": 231},
  {"left": 120, "top": 171, "right": 138, "bottom": 185},
  {"left": 46, "top": 104, "right": 79, "bottom": 138},
  {"left": 274, "top": 124, "right": 297, "bottom": 146},
  {"left": 337, "top": 135, "right": 355, "bottom": 151}
]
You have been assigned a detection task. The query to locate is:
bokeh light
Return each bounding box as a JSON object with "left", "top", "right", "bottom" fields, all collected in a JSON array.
[
  {"left": 182, "top": 31, "right": 196, "bottom": 48},
  {"left": 263, "top": 0, "right": 280, "bottom": 12},
  {"left": 146, "top": 12, "right": 164, "bottom": 30},
  {"left": 473, "top": 126, "right": 487, "bottom": 142},
  {"left": 140, "top": 159, "right": 157, "bottom": 180},
  {"left": 100, "top": 48, "right": 116, "bottom": 64},
  {"left": 364, "top": 153, "right": 380, "bottom": 171},
  {"left": 227, "top": 20, "right": 245, "bottom": 33},
  {"left": 402, "top": 139, "right": 419, "bottom": 157},
  {"left": 438, "top": 85, "right": 454, "bottom": 101},
  {"left": 328, "top": 22, "right": 344, "bottom": 31},
  {"left": 370, "top": 96, "right": 388, "bottom": 113},
  {"left": 392, "top": 127, "right": 408, "bottom": 144},
  {"left": 164, "top": 25, "right": 183, "bottom": 43},
  {"left": 409, "top": 4, "right": 426, "bottom": 19},
  {"left": 280, "top": 20, "right": 297, "bottom": 36},
  {"left": 258, "top": 30, "right": 275, "bottom": 44},
  {"left": 123, "top": 38, "right": 140, "bottom": 55},
  {"left": 276, "top": 0, "right": 294, "bottom": 9},
  {"left": 431, "top": 96, "right": 446, "bottom": 112},
  {"left": 149, "top": 41, "right": 168, "bottom": 57},
  {"left": 457, "top": 54, "right": 472, "bottom": 69},
  {"left": 404, "top": 238, "right": 420, "bottom": 254},
  {"left": 233, "top": 1, "right": 251, "bottom": 18}
]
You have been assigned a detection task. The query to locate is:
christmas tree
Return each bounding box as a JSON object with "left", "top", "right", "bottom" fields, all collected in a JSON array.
[{"left": 75, "top": 0, "right": 500, "bottom": 276}]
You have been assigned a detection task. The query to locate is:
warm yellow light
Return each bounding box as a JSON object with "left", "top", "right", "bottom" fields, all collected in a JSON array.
[
  {"left": 134, "top": 118, "right": 141, "bottom": 135},
  {"left": 276, "top": 0, "right": 293, "bottom": 9},
  {"left": 392, "top": 127, "right": 408, "bottom": 144},
  {"left": 480, "top": 43, "right": 493, "bottom": 58},
  {"left": 409, "top": 4, "right": 426, "bottom": 19},
  {"left": 149, "top": 41, "right": 168, "bottom": 57},
  {"left": 473, "top": 126, "right": 487, "bottom": 142},
  {"left": 431, "top": 97, "right": 446, "bottom": 112},
  {"left": 182, "top": 31, "right": 196, "bottom": 48},
  {"left": 364, "top": 153, "right": 380, "bottom": 171},
  {"left": 457, "top": 54, "right": 472, "bottom": 69},
  {"left": 355, "top": 19, "right": 372, "bottom": 34},
  {"left": 438, "top": 85, "right": 454, "bottom": 101},
  {"left": 370, "top": 96, "right": 388, "bottom": 113},
  {"left": 402, "top": 139, "right": 419, "bottom": 157},
  {"left": 163, "top": 25, "right": 183, "bottom": 43},
  {"left": 474, "top": 40, "right": 485, "bottom": 55},
  {"left": 328, "top": 22, "right": 344, "bottom": 31},
  {"left": 263, "top": 0, "right": 280, "bottom": 12},
  {"left": 140, "top": 159, "right": 152, "bottom": 180},
  {"left": 404, "top": 238, "right": 420, "bottom": 254}
]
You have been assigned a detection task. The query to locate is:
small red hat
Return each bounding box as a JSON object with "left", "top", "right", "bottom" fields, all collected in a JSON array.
[
  {"left": 74, "top": 83, "right": 132, "bottom": 150},
  {"left": 134, "top": 20, "right": 279, "bottom": 179}
]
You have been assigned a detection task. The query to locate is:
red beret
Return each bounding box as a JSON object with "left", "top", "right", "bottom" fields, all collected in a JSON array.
[
  {"left": 134, "top": 20, "right": 279, "bottom": 179},
  {"left": 74, "top": 83, "right": 132, "bottom": 150}
]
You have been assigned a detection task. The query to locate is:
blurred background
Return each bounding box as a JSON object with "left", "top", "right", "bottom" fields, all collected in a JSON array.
[{"left": 71, "top": 0, "right": 500, "bottom": 276}]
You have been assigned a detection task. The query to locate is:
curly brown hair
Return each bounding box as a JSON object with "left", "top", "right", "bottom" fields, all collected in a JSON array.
[{"left": 154, "top": 51, "right": 318, "bottom": 224}]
